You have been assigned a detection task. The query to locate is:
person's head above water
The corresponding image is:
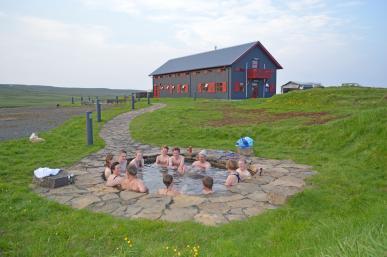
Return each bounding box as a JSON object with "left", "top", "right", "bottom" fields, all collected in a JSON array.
[
  {"left": 198, "top": 150, "right": 207, "bottom": 162},
  {"left": 238, "top": 158, "right": 247, "bottom": 170},
  {"left": 226, "top": 159, "right": 238, "bottom": 171},
  {"left": 118, "top": 150, "right": 127, "bottom": 162},
  {"left": 163, "top": 174, "right": 173, "bottom": 188},
  {"left": 135, "top": 150, "right": 143, "bottom": 160},
  {"left": 126, "top": 165, "right": 137, "bottom": 177},
  {"left": 172, "top": 147, "right": 180, "bottom": 156},
  {"left": 161, "top": 145, "right": 169, "bottom": 155},
  {"left": 105, "top": 153, "right": 114, "bottom": 167},
  {"left": 111, "top": 162, "right": 120, "bottom": 175},
  {"left": 202, "top": 176, "right": 213, "bottom": 190}
]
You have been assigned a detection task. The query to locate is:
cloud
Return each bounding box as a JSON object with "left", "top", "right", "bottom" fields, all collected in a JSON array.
[
  {"left": 0, "top": 0, "right": 384, "bottom": 89},
  {"left": 0, "top": 15, "right": 185, "bottom": 89}
]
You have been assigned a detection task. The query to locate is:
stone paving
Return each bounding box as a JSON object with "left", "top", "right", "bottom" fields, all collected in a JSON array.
[{"left": 33, "top": 103, "right": 317, "bottom": 226}]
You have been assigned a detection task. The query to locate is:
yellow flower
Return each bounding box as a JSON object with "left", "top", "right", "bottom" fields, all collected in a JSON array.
[
  {"left": 165, "top": 246, "right": 169, "bottom": 250},
  {"left": 124, "top": 237, "right": 128, "bottom": 241},
  {"left": 177, "top": 252, "right": 181, "bottom": 256},
  {"left": 174, "top": 248, "right": 177, "bottom": 252}
]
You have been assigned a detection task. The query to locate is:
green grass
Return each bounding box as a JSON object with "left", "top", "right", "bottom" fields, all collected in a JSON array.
[
  {"left": 1, "top": 87, "right": 386, "bottom": 256},
  {"left": 0, "top": 84, "right": 142, "bottom": 107}
]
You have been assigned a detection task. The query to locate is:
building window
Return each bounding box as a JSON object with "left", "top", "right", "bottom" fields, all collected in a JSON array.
[
  {"left": 196, "top": 71, "right": 201, "bottom": 75},
  {"left": 215, "top": 82, "right": 223, "bottom": 92},
  {"left": 234, "top": 82, "right": 245, "bottom": 92},
  {"left": 185, "top": 72, "right": 189, "bottom": 76}
]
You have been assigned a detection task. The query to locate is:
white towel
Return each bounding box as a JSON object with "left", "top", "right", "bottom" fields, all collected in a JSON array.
[{"left": 34, "top": 167, "right": 61, "bottom": 178}]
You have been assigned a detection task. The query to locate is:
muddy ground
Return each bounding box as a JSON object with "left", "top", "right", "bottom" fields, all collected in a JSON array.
[{"left": 0, "top": 106, "right": 96, "bottom": 141}]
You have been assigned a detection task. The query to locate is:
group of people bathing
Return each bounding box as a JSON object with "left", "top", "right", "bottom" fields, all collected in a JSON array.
[{"left": 102, "top": 145, "right": 252, "bottom": 196}]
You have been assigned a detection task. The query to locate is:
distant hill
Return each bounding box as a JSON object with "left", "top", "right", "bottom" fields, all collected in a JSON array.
[{"left": 0, "top": 84, "right": 144, "bottom": 108}]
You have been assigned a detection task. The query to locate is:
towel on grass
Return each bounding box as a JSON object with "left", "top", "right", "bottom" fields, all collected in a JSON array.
[{"left": 34, "top": 167, "right": 61, "bottom": 178}]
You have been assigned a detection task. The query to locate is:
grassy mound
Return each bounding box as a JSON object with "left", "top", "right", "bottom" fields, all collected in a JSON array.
[{"left": 0, "top": 87, "right": 386, "bottom": 256}]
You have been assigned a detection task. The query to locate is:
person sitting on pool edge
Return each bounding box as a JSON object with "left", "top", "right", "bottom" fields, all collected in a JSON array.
[
  {"left": 129, "top": 150, "right": 144, "bottom": 169},
  {"left": 169, "top": 147, "right": 185, "bottom": 174},
  {"left": 102, "top": 153, "right": 114, "bottom": 181},
  {"left": 236, "top": 158, "right": 251, "bottom": 181},
  {"left": 192, "top": 150, "right": 211, "bottom": 171},
  {"left": 225, "top": 159, "right": 240, "bottom": 187},
  {"left": 117, "top": 149, "right": 127, "bottom": 174},
  {"left": 158, "top": 174, "right": 180, "bottom": 196},
  {"left": 202, "top": 176, "right": 214, "bottom": 194},
  {"left": 121, "top": 165, "right": 148, "bottom": 193},
  {"left": 155, "top": 145, "right": 169, "bottom": 168},
  {"left": 106, "top": 162, "right": 124, "bottom": 188}
]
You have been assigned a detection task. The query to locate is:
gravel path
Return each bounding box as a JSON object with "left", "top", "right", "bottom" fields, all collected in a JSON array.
[{"left": 0, "top": 106, "right": 96, "bottom": 141}]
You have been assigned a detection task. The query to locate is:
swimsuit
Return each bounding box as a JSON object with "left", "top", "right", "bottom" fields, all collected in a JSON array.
[{"left": 233, "top": 172, "right": 241, "bottom": 183}]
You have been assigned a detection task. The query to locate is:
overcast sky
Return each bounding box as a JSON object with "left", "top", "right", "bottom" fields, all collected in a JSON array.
[{"left": 0, "top": 0, "right": 386, "bottom": 90}]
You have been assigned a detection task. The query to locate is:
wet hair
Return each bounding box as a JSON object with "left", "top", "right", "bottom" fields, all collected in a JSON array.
[
  {"left": 238, "top": 158, "right": 247, "bottom": 164},
  {"left": 163, "top": 174, "right": 173, "bottom": 188},
  {"left": 202, "top": 176, "right": 213, "bottom": 189},
  {"left": 126, "top": 165, "right": 137, "bottom": 176},
  {"left": 162, "top": 145, "right": 169, "bottom": 151},
  {"left": 172, "top": 147, "right": 180, "bottom": 153},
  {"left": 104, "top": 153, "right": 114, "bottom": 167},
  {"left": 198, "top": 149, "right": 207, "bottom": 157},
  {"left": 110, "top": 161, "right": 120, "bottom": 171},
  {"left": 226, "top": 159, "right": 238, "bottom": 170}
]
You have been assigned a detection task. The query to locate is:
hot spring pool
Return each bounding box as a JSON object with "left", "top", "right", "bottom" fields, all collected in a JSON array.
[{"left": 135, "top": 164, "right": 229, "bottom": 195}]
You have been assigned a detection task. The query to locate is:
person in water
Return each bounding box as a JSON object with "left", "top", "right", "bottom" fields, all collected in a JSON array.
[
  {"left": 236, "top": 158, "right": 251, "bottom": 181},
  {"left": 117, "top": 149, "right": 127, "bottom": 174},
  {"left": 155, "top": 145, "right": 169, "bottom": 168},
  {"left": 106, "top": 162, "right": 124, "bottom": 188},
  {"left": 102, "top": 153, "right": 114, "bottom": 181},
  {"left": 158, "top": 174, "right": 180, "bottom": 196},
  {"left": 192, "top": 150, "right": 211, "bottom": 171},
  {"left": 121, "top": 165, "right": 148, "bottom": 193},
  {"left": 202, "top": 176, "right": 214, "bottom": 194},
  {"left": 169, "top": 147, "right": 185, "bottom": 174},
  {"left": 129, "top": 150, "right": 145, "bottom": 169},
  {"left": 225, "top": 159, "right": 240, "bottom": 187}
]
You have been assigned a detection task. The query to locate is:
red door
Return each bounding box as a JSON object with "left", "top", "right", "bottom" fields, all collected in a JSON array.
[
  {"left": 153, "top": 85, "right": 160, "bottom": 98},
  {"left": 252, "top": 83, "right": 258, "bottom": 98}
]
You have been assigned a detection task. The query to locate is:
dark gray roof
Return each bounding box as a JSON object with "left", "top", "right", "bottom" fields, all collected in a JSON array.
[
  {"left": 150, "top": 41, "right": 282, "bottom": 76},
  {"left": 282, "top": 81, "right": 323, "bottom": 88}
]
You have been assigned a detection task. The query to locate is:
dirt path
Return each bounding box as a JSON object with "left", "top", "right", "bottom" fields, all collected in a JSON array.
[{"left": 0, "top": 106, "right": 96, "bottom": 141}]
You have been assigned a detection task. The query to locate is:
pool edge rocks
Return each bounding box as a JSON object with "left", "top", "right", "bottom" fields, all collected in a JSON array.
[{"left": 32, "top": 103, "right": 317, "bottom": 226}]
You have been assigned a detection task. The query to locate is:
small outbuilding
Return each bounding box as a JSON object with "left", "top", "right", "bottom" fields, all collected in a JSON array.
[{"left": 281, "top": 81, "right": 323, "bottom": 94}]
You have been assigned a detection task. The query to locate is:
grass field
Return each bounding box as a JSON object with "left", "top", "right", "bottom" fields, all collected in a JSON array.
[
  {"left": 0, "top": 84, "right": 141, "bottom": 108},
  {"left": 0, "top": 87, "right": 386, "bottom": 257}
]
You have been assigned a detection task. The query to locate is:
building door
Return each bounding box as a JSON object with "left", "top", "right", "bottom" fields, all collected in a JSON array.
[
  {"left": 153, "top": 85, "right": 160, "bottom": 98},
  {"left": 252, "top": 82, "right": 258, "bottom": 98}
]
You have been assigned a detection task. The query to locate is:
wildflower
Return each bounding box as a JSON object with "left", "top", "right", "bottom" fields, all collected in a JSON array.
[
  {"left": 124, "top": 237, "right": 128, "bottom": 241},
  {"left": 165, "top": 246, "right": 169, "bottom": 250}
]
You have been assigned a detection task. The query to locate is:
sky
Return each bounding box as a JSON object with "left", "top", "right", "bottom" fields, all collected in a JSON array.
[{"left": 0, "top": 0, "right": 386, "bottom": 91}]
